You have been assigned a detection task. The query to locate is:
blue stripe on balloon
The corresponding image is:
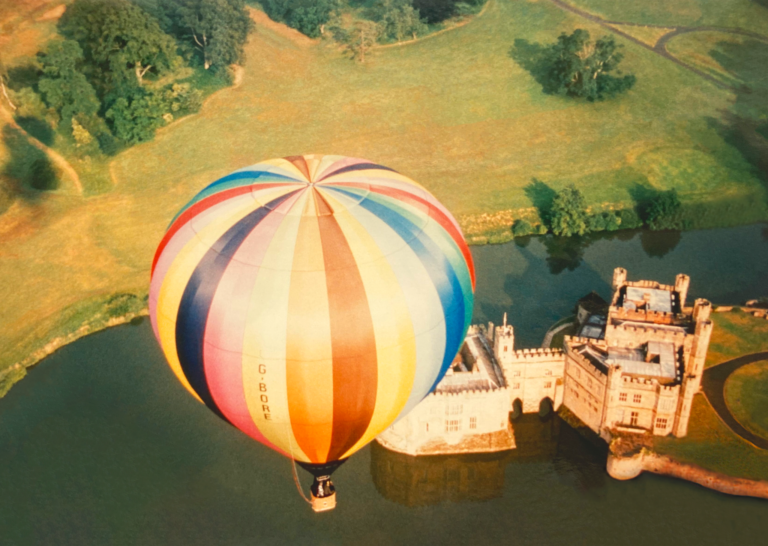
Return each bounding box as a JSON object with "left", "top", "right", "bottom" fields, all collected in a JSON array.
[
  {"left": 175, "top": 191, "right": 298, "bottom": 420},
  {"left": 326, "top": 186, "right": 466, "bottom": 393},
  {"left": 319, "top": 163, "right": 398, "bottom": 181},
  {"left": 170, "top": 171, "right": 301, "bottom": 227}
]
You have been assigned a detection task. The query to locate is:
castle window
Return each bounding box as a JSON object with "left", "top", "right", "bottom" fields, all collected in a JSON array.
[
  {"left": 470, "top": 417, "right": 477, "bottom": 430},
  {"left": 588, "top": 378, "right": 592, "bottom": 388},
  {"left": 633, "top": 394, "right": 642, "bottom": 404},
  {"left": 513, "top": 383, "right": 520, "bottom": 390},
  {"left": 619, "top": 392, "right": 627, "bottom": 402},
  {"left": 544, "top": 381, "right": 552, "bottom": 389},
  {"left": 575, "top": 368, "right": 581, "bottom": 378},
  {"left": 446, "top": 404, "right": 463, "bottom": 416},
  {"left": 656, "top": 418, "right": 668, "bottom": 429},
  {"left": 513, "top": 370, "right": 521, "bottom": 377},
  {"left": 545, "top": 369, "right": 552, "bottom": 376},
  {"left": 504, "top": 346, "right": 508, "bottom": 352},
  {"left": 425, "top": 423, "right": 429, "bottom": 432},
  {"left": 445, "top": 420, "right": 461, "bottom": 432},
  {"left": 630, "top": 411, "right": 639, "bottom": 426}
]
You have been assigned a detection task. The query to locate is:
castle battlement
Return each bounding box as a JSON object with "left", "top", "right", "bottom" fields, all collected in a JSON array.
[
  {"left": 610, "top": 307, "right": 684, "bottom": 324},
  {"left": 428, "top": 386, "right": 510, "bottom": 399},
  {"left": 508, "top": 348, "right": 564, "bottom": 363}
]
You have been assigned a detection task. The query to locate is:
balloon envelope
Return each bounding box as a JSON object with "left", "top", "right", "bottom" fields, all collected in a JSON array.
[{"left": 149, "top": 155, "right": 475, "bottom": 464}]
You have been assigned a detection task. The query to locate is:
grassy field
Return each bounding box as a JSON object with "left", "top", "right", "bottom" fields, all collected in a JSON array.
[
  {"left": 724, "top": 360, "right": 768, "bottom": 442},
  {"left": 706, "top": 310, "right": 768, "bottom": 367},
  {"left": 565, "top": 0, "right": 768, "bottom": 34},
  {"left": 652, "top": 309, "right": 768, "bottom": 480},
  {"left": 2, "top": 0, "right": 768, "bottom": 395},
  {"left": 653, "top": 393, "right": 768, "bottom": 481}
]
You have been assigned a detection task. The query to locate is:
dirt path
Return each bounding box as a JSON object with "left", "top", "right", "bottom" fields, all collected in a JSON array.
[
  {"left": 546, "top": 0, "right": 768, "bottom": 91},
  {"left": 0, "top": 105, "right": 83, "bottom": 195},
  {"left": 702, "top": 352, "right": 768, "bottom": 450}
]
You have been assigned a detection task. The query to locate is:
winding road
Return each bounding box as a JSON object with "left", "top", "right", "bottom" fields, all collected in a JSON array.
[
  {"left": 547, "top": 0, "right": 768, "bottom": 91},
  {"left": 701, "top": 352, "right": 768, "bottom": 450}
]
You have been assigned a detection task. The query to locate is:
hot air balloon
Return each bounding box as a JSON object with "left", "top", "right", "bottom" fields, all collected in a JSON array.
[{"left": 149, "top": 155, "right": 475, "bottom": 511}]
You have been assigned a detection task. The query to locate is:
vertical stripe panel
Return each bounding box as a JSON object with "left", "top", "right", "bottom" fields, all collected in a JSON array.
[
  {"left": 285, "top": 192, "right": 334, "bottom": 462},
  {"left": 241, "top": 191, "right": 310, "bottom": 461},
  {"left": 315, "top": 191, "right": 379, "bottom": 462},
  {"left": 175, "top": 192, "right": 298, "bottom": 417}
]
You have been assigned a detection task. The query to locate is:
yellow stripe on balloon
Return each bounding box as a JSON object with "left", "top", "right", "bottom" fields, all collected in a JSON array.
[
  {"left": 156, "top": 196, "right": 265, "bottom": 402},
  {"left": 285, "top": 190, "right": 334, "bottom": 463},
  {"left": 242, "top": 190, "right": 309, "bottom": 462},
  {"left": 320, "top": 190, "right": 417, "bottom": 459}
]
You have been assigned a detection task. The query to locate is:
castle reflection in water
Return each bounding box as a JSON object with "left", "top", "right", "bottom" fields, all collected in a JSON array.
[{"left": 370, "top": 413, "right": 609, "bottom": 507}]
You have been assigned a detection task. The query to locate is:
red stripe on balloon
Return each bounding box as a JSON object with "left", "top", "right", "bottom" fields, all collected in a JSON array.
[
  {"left": 151, "top": 183, "right": 289, "bottom": 276},
  {"left": 329, "top": 182, "right": 476, "bottom": 290},
  {"left": 315, "top": 191, "right": 378, "bottom": 462}
]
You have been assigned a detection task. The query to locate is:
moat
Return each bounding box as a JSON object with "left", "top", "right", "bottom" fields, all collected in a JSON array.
[{"left": 2, "top": 224, "right": 767, "bottom": 545}]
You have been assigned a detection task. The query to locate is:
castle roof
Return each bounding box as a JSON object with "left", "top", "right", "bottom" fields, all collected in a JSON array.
[{"left": 436, "top": 333, "right": 506, "bottom": 393}]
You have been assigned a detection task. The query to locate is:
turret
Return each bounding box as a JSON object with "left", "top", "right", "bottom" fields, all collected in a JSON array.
[
  {"left": 675, "top": 274, "right": 690, "bottom": 309},
  {"left": 612, "top": 267, "right": 627, "bottom": 291},
  {"left": 493, "top": 314, "right": 515, "bottom": 366}
]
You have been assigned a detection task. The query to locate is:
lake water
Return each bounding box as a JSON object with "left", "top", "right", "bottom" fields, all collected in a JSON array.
[{"left": 2, "top": 225, "right": 767, "bottom": 545}]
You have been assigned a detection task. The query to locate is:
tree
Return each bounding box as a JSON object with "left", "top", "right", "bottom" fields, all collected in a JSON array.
[
  {"left": 644, "top": 189, "right": 683, "bottom": 230},
  {"left": 412, "top": 0, "right": 458, "bottom": 24},
  {"left": 549, "top": 185, "right": 590, "bottom": 237},
  {"left": 37, "top": 40, "right": 101, "bottom": 132},
  {"left": 375, "top": 0, "right": 427, "bottom": 42},
  {"left": 261, "top": 0, "right": 341, "bottom": 38},
  {"left": 167, "top": 0, "right": 254, "bottom": 70},
  {"left": 336, "top": 20, "right": 381, "bottom": 63},
  {"left": 545, "top": 29, "right": 635, "bottom": 101},
  {"left": 60, "top": 0, "right": 178, "bottom": 88},
  {"left": 105, "top": 87, "right": 169, "bottom": 144}
]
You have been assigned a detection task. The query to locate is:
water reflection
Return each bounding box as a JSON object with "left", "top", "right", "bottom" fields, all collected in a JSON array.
[
  {"left": 371, "top": 414, "right": 608, "bottom": 507},
  {"left": 640, "top": 230, "right": 682, "bottom": 258}
]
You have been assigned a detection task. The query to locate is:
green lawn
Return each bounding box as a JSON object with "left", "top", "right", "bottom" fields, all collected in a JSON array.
[
  {"left": 725, "top": 360, "right": 768, "bottom": 442},
  {"left": 654, "top": 393, "right": 768, "bottom": 481},
  {"left": 653, "top": 310, "right": 768, "bottom": 481},
  {"left": 706, "top": 310, "right": 768, "bottom": 367},
  {"left": 2, "top": 0, "right": 768, "bottom": 395},
  {"left": 565, "top": 0, "right": 768, "bottom": 34}
]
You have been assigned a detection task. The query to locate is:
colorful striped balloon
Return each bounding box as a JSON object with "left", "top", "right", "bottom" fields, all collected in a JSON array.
[{"left": 149, "top": 155, "right": 475, "bottom": 465}]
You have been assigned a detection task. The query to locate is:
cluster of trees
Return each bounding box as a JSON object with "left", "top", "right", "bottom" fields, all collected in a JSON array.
[
  {"left": 513, "top": 186, "right": 684, "bottom": 238},
  {"left": 261, "top": 0, "right": 485, "bottom": 60},
  {"left": 7, "top": 0, "right": 252, "bottom": 156},
  {"left": 512, "top": 29, "right": 636, "bottom": 102}
]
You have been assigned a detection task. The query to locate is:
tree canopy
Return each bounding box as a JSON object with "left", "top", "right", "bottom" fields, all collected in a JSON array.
[
  {"left": 261, "top": 0, "right": 341, "bottom": 38},
  {"left": 37, "top": 39, "right": 101, "bottom": 131},
  {"left": 644, "top": 189, "right": 684, "bottom": 230},
  {"left": 374, "top": 0, "right": 427, "bottom": 43},
  {"left": 549, "top": 185, "right": 590, "bottom": 237},
  {"left": 545, "top": 29, "right": 636, "bottom": 101},
  {"left": 60, "top": 0, "right": 179, "bottom": 89}
]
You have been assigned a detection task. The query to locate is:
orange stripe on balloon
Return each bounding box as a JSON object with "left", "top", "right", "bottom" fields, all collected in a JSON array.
[
  {"left": 285, "top": 191, "right": 334, "bottom": 462},
  {"left": 315, "top": 191, "right": 378, "bottom": 462}
]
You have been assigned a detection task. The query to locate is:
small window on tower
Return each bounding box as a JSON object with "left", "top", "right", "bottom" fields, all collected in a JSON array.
[
  {"left": 656, "top": 418, "right": 668, "bottom": 429},
  {"left": 544, "top": 381, "right": 552, "bottom": 389},
  {"left": 619, "top": 392, "right": 627, "bottom": 402},
  {"left": 504, "top": 346, "right": 508, "bottom": 352},
  {"left": 470, "top": 417, "right": 477, "bottom": 429},
  {"left": 634, "top": 394, "right": 642, "bottom": 404}
]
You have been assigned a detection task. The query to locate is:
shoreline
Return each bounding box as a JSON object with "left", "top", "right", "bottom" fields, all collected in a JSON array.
[{"left": 607, "top": 451, "right": 768, "bottom": 499}]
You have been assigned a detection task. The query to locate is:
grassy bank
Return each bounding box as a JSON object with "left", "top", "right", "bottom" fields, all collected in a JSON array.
[
  {"left": 725, "top": 359, "right": 768, "bottom": 443},
  {"left": 2, "top": 0, "right": 768, "bottom": 397},
  {"left": 652, "top": 310, "right": 768, "bottom": 481}
]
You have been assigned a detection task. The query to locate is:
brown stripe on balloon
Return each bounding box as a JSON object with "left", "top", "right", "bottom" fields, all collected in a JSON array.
[
  {"left": 315, "top": 190, "right": 378, "bottom": 462},
  {"left": 285, "top": 155, "right": 311, "bottom": 182}
]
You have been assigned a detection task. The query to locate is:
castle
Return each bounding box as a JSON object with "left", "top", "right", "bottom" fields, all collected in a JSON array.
[{"left": 376, "top": 268, "right": 713, "bottom": 455}]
